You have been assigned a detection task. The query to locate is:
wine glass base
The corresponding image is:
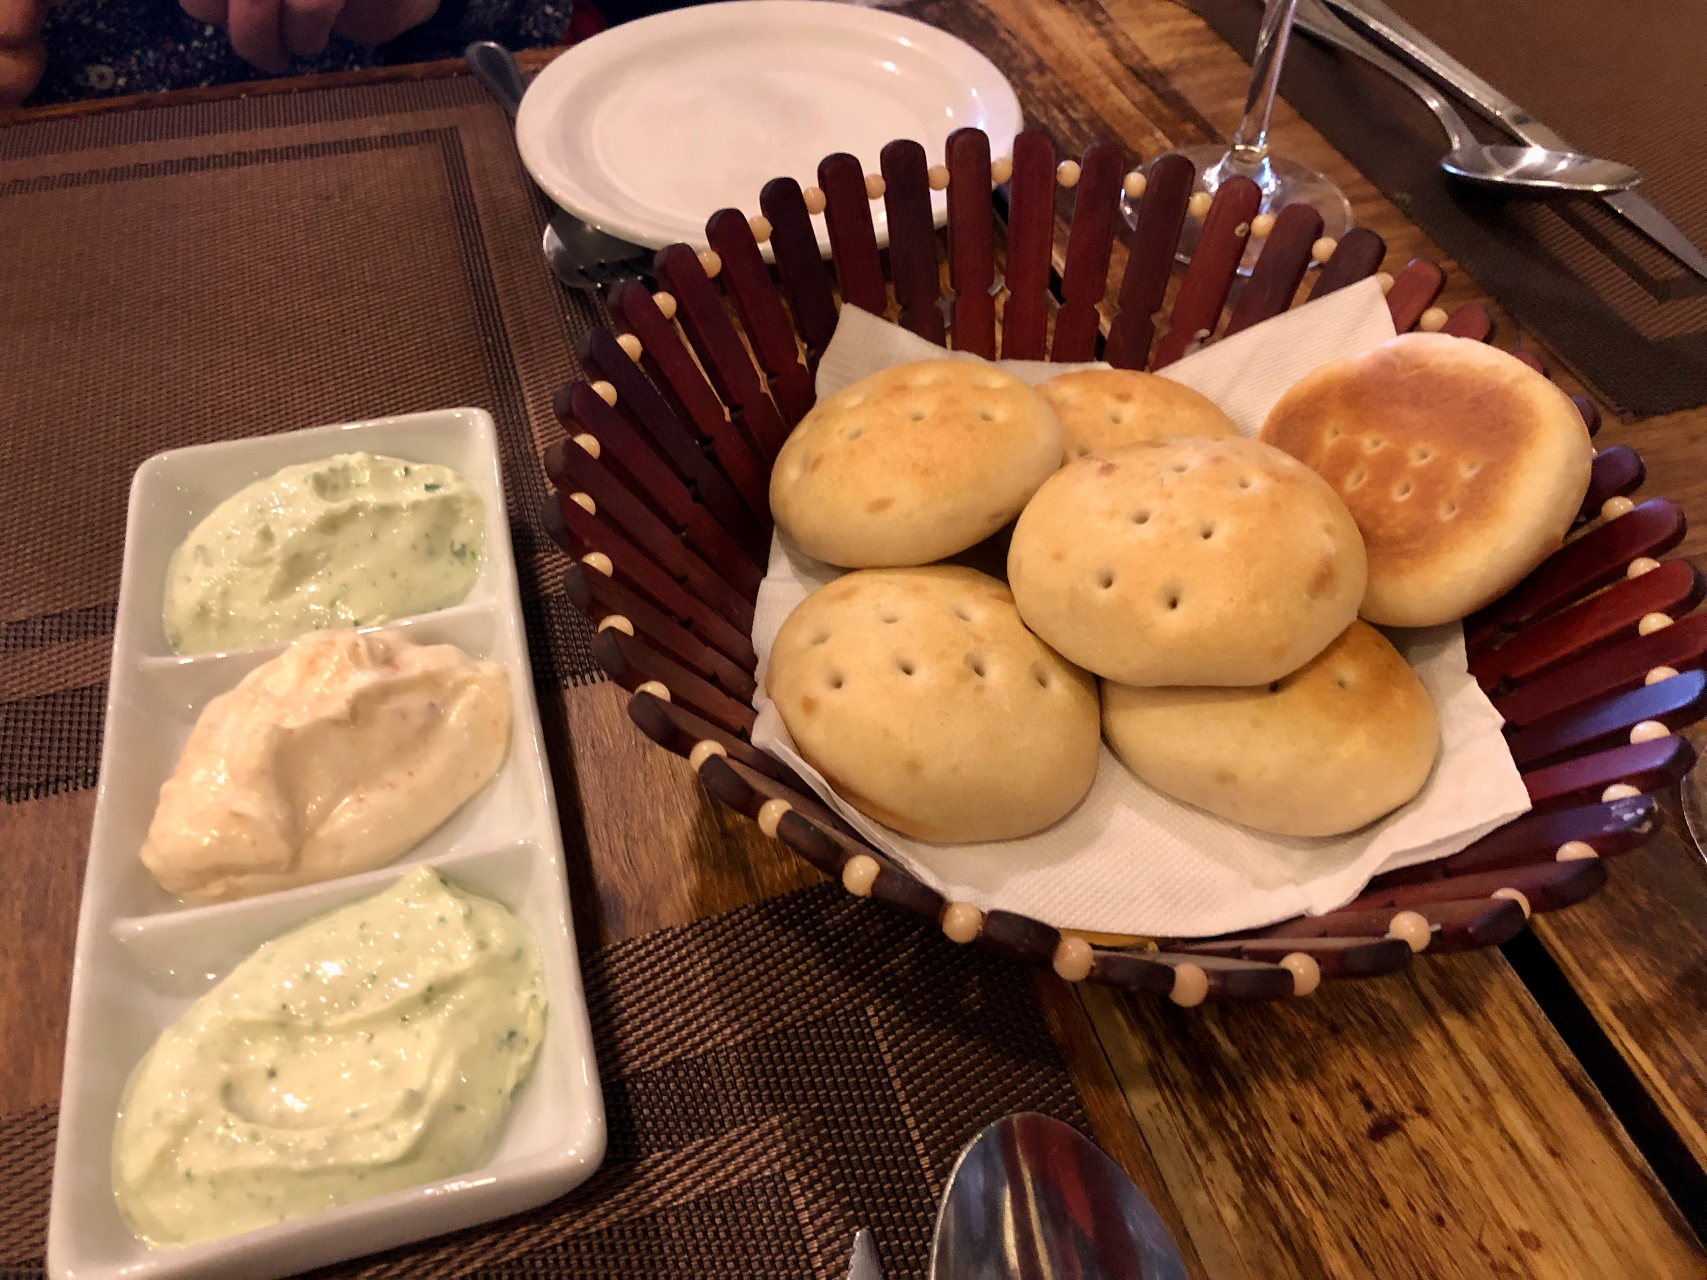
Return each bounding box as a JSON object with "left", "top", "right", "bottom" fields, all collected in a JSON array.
[
  {"left": 1121, "top": 145, "right": 1353, "bottom": 276},
  {"left": 1680, "top": 747, "right": 1707, "bottom": 862}
]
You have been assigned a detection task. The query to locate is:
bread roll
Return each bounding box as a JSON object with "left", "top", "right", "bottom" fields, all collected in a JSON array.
[
  {"left": 1007, "top": 437, "right": 1367, "bottom": 686},
  {"left": 1260, "top": 333, "right": 1593, "bottom": 627},
  {"left": 1102, "top": 621, "right": 1439, "bottom": 836},
  {"left": 766, "top": 565, "right": 1100, "bottom": 842},
  {"left": 1038, "top": 368, "right": 1238, "bottom": 463},
  {"left": 770, "top": 360, "right": 1061, "bottom": 568}
]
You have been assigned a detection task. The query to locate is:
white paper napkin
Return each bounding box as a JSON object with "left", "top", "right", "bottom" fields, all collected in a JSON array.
[{"left": 750, "top": 283, "right": 1532, "bottom": 936}]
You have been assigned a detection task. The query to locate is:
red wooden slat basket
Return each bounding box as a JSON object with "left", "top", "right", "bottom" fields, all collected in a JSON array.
[{"left": 548, "top": 128, "right": 1699, "bottom": 1004}]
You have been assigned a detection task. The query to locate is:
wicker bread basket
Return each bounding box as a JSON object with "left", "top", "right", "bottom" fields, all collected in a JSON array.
[{"left": 541, "top": 127, "right": 1701, "bottom": 1003}]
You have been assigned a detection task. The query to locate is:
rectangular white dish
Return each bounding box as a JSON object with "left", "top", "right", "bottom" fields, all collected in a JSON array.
[{"left": 48, "top": 408, "right": 606, "bottom": 1280}]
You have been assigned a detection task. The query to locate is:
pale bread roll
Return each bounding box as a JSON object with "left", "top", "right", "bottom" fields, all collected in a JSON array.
[
  {"left": 1007, "top": 437, "right": 1367, "bottom": 687},
  {"left": 1102, "top": 621, "right": 1439, "bottom": 836},
  {"left": 770, "top": 360, "right": 1061, "bottom": 567},
  {"left": 1260, "top": 333, "right": 1593, "bottom": 627},
  {"left": 766, "top": 565, "right": 1100, "bottom": 842},
  {"left": 1038, "top": 368, "right": 1238, "bottom": 464}
]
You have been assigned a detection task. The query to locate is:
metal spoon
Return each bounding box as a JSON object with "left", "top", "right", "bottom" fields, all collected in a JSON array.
[
  {"left": 929, "top": 1113, "right": 1188, "bottom": 1280},
  {"left": 1292, "top": 0, "right": 1641, "bottom": 194}
]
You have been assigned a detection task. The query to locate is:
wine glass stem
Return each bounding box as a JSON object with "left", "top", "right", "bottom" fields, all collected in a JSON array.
[{"left": 1208, "top": 0, "right": 1300, "bottom": 196}]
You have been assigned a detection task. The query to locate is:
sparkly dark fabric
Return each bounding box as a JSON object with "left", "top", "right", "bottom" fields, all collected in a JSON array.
[{"left": 26, "top": 0, "right": 645, "bottom": 107}]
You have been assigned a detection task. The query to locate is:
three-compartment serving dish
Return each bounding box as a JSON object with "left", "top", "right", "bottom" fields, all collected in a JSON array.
[
  {"left": 538, "top": 124, "right": 1707, "bottom": 1004},
  {"left": 48, "top": 410, "right": 605, "bottom": 1280}
]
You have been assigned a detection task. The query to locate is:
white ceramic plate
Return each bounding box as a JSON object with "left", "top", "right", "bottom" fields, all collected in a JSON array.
[
  {"left": 47, "top": 409, "right": 606, "bottom": 1280},
  {"left": 515, "top": 0, "right": 1023, "bottom": 254}
]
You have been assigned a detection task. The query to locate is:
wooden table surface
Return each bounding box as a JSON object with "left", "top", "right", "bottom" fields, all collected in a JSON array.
[{"left": 5, "top": 1, "right": 1707, "bottom": 1277}]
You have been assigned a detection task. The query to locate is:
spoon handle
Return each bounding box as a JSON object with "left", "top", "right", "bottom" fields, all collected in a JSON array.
[
  {"left": 1320, "top": 0, "right": 1575, "bottom": 152},
  {"left": 1291, "top": 0, "right": 1467, "bottom": 152},
  {"left": 465, "top": 40, "right": 528, "bottom": 121}
]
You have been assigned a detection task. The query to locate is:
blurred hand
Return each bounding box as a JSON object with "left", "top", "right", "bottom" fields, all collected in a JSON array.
[
  {"left": 179, "top": 0, "right": 442, "bottom": 75},
  {"left": 0, "top": 0, "right": 46, "bottom": 109}
]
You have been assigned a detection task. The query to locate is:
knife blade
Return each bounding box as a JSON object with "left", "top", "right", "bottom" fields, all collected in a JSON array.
[
  {"left": 846, "top": 1228, "right": 885, "bottom": 1280},
  {"left": 1323, "top": 0, "right": 1707, "bottom": 281},
  {"left": 1596, "top": 192, "right": 1707, "bottom": 282}
]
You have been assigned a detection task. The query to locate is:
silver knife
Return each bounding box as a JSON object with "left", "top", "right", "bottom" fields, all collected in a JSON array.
[
  {"left": 846, "top": 1228, "right": 885, "bottom": 1280},
  {"left": 1322, "top": 0, "right": 1707, "bottom": 281}
]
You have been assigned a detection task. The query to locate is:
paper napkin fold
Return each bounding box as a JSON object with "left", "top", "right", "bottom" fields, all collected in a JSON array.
[{"left": 750, "top": 283, "right": 1532, "bottom": 936}]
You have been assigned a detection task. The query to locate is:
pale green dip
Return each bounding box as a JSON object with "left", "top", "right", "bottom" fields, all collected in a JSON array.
[
  {"left": 163, "top": 453, "right": 484, "bottom": 654},
  {"left": 111, "top": 867, "right": 547, "bottom": 1247}
]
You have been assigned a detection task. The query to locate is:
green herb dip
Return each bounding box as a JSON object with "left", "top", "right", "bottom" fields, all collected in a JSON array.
[
  {"left": 163, "top": 453, "right": 483, "bottom": 654},
  {"left": 111, "top": 867, "right": 546, "bottom": 1246}
]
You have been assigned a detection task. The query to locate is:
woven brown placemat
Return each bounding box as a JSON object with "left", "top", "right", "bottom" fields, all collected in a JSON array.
[
  {"left": 1190, "top": 0, "right": 1707, "bottom": 417},
  {"left": 0, "top": 881, "right": 1091, "bottom": 1280},
  {"left": 0, "top": 74, "right": 607, "bottom": 807}
]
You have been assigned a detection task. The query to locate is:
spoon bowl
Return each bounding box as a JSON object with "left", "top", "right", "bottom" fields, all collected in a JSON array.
[
  {"left": 929, "top": 1113, "right": 1188, "bottom": 1280},
  {"left": 1441, "top": 144, "right": 1642, "bottom": 194}
]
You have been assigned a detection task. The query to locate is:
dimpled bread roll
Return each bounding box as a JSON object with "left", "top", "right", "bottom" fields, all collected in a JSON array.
[
  {"left": 770, "top": 360, "right": 1061, "bottom": 567},
  {"left": 1261, "top": 333, "right": 1593, "bottom": 628},
  {"left": 1007, "top": 437, "right": 1367, "bottom": 687},
  {"left": 1038, "top": 368, "right": 1238, "bottom": 464},
  {"left": 766, "top": 565, "right": 1100, "bottom": 842},
  {"left": 1102, "top": 621, "right": 1439, "bottom": 836}
]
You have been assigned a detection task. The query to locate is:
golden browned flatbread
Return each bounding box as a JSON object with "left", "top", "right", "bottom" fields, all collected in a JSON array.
[
  {"left": 1102, "top": 621, "right": 1439, "bottom": 836},
  {"left": 1260, "top": 333, "right": 1593, "bottom": 627},
  {"left": 1007, "top": 437, "right": 1367, "bottom": 687},
  {"left": 769, "top": 360, "right": 1061, "bottom": 568},
  {"left": 766, "top": 565, "right": 1100, "bottom": 842},
  {"left": 1037, "top": 368, "right": 1237, "bottom": 464}
]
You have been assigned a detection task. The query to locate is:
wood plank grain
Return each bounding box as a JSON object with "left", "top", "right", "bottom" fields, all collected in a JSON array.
[
  {"left": 1532, "top": 816, "right": 1707, "bottom": 1180},
  {"left": 1076, "top": 967, "right": 1704, "bottom": 1280}
]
